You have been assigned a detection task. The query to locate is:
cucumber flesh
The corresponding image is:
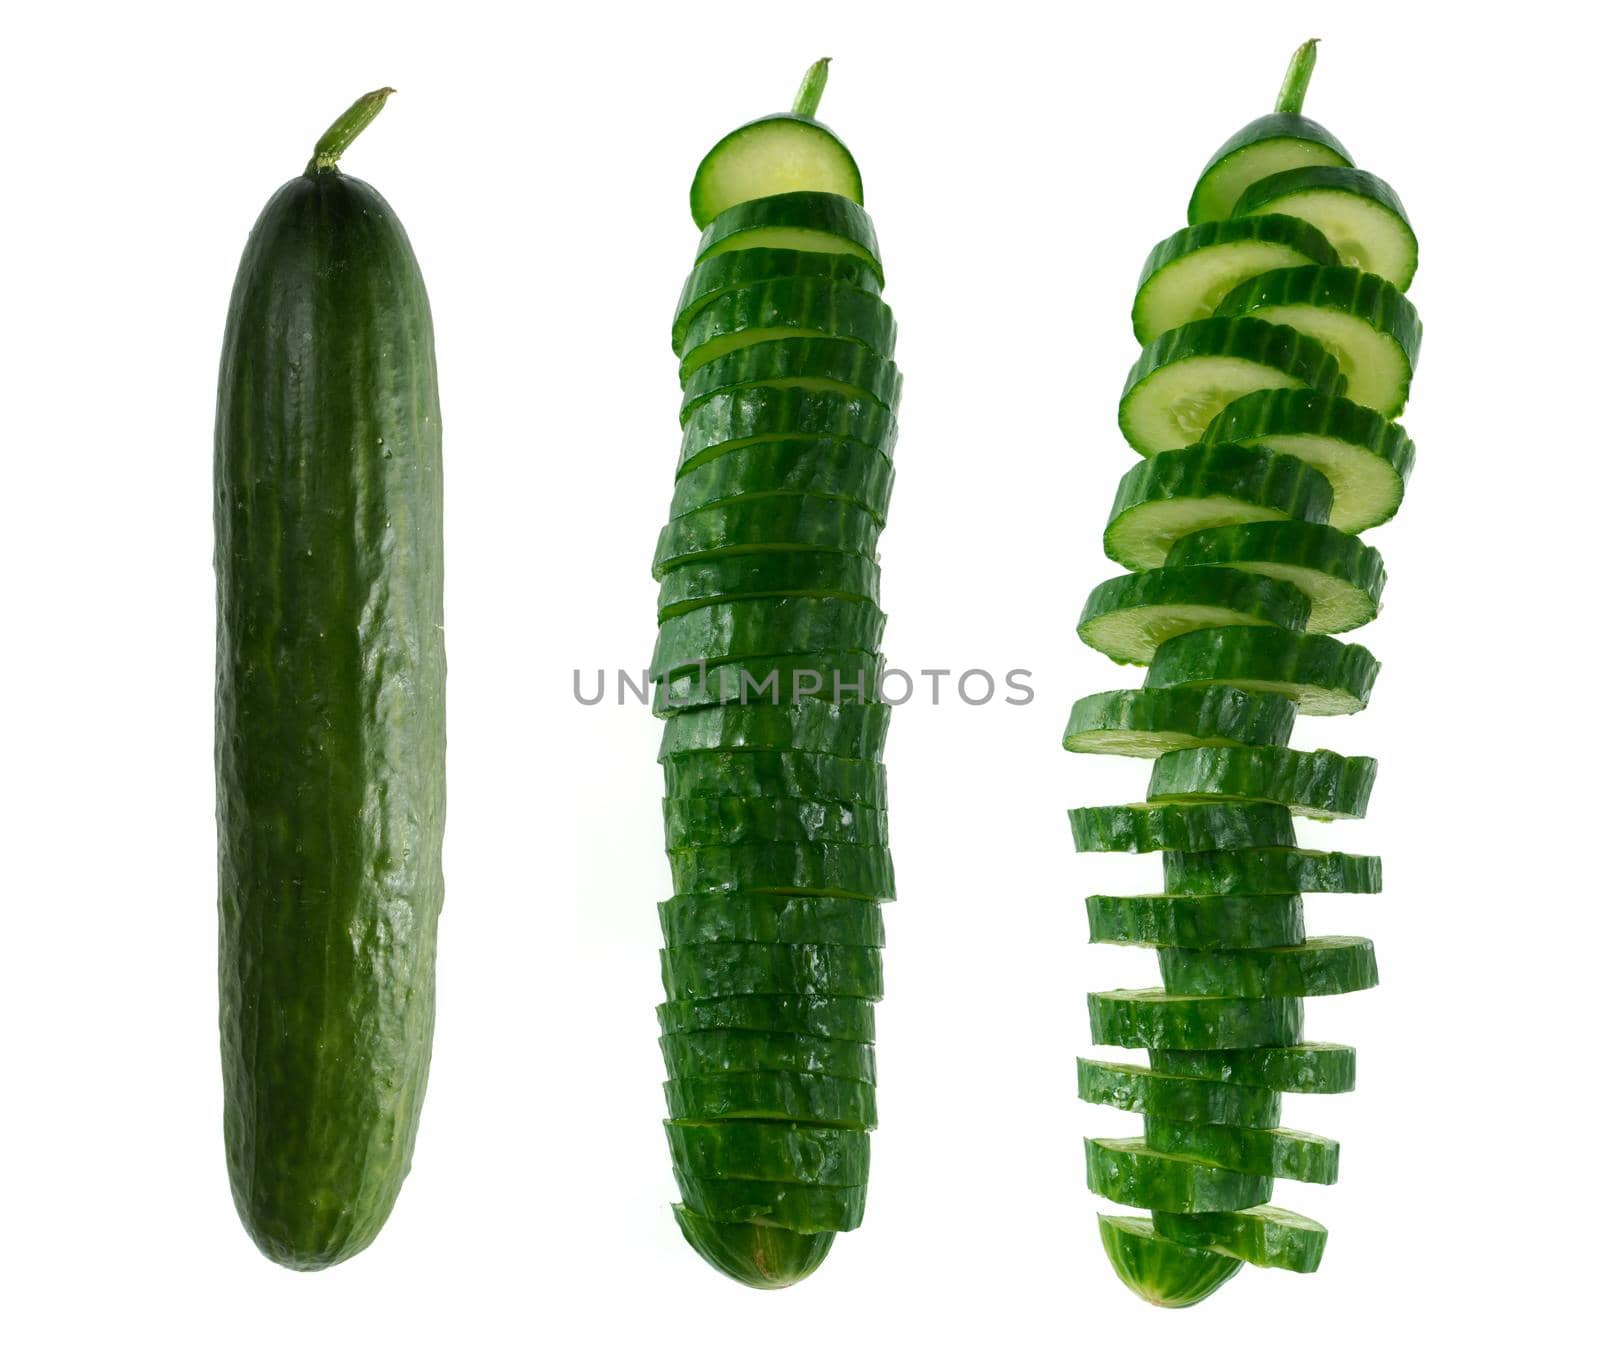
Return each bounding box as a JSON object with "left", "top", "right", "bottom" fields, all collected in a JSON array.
[
  {"left": 672, "top": 1203, "right": 835, "bottom": 1290},
  {"left": 1233, "top": 165, "right": 1417, "bottom": 289},
  {"left": 1145, "top": 1118, "right": 1340, "bottom": 1184},
  {"left": 1086, "top": 893, "right": 1305, "bottom": 950},
  {"left": 691, "top": 116, "right": 862, "bottom": 229},
  {"left": 1098, "top": 1214, "right": 1243, "bottom": 1307},
  {"left": 696, "top": 191, "right": 880, "bottom": 274},
  {"left": 1063, "top": 685, "right": 1298, "bottom": 759},
  {"left": 1189, "top": 114, "right": 1352, "bottom": 225},
  {"left": 1078, "top": 567, "right": 1311, "bottom": 665},
  {"left": 1153, "top": 1204, "right": 1328, "bottom": 1272}
]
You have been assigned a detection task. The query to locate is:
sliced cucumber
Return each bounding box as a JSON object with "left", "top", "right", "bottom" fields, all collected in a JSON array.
[
  {"left": 672, "top": 1170, "right": 866, "bottom": 1234},
  {"left": 1145, "top": 1119, "right": 1339, "bottom": 1185},
  {"left": 1098, "top": 1214, "right": 1243, "bottom": 1308},
  {"left": 1153, "top": 1205, "right": 1328, "bottom": 1272},
  {"left": 673, "top": 248, "right": 881, "bottom": 354},
  {"left": 658, "top": 995, "right": 876, "bottom": 1043},
  {"left": 1119, "top": 317, "right": 1345, "bottom": 457},
  {"left": 1070, "top": 801, "right": 1295, "bottom": 853},
  {"left": 1086, "top": 893, "right": 1305, "bottom": 950},
  {"left": 658, "top": 893, "right": 885, "bottom": 948},
  {"left": 667, "top": 841, "right": 896, "bottom": 901},
  {"left": 665, "top": 797, "right": 888, "bottom": 850},
  {"left": 1204, "top": 388, "right": 1414, "bottom": 532},
  {"left": 1147, "top": 745, "right": 1377, "bottom": 820},
  {"left": 680, "top": 385, "right": 895, "bottom": 474},
  {"left": 1078, "top": 567, "right": 1310, "bottom": 665},
  {"left": 1132, "top": 215, "right": 1338, "bottom": 343},
  {"left": 1164, "top": 849, "right": 1382, "bottom": 896},
  {"left": 658, "top": 548, "right": 882, "bottom": 622},
  {"left": 1148, "top": 1043, "right": 1355, "bottom": 1094},
  {"left": 661, "top": 751, "right": 887, "bottom": 805},
  {"left": 678, "top": 281, "right": 896, "bottom": 380},
  {"left": 672, "top": 1204, "right": 834, "bottom": 1290},
  {"left": 661, "top": 1030, "right": 876, "bottom": 1083},
  {"left": 659, "top": 699, "right": 891, "bottom": 761},
  {"left": 1165, "top": 520, "right": 1385, "bottom": 634},
  {"left": 651, "top": 599, "right": 885, "bottom": 677},
  {"left": 1213, "top": 265, "right": 1420, "bottom": 416},
  {"left": 665, "top": 1118, "right": 871, "bottom": 1186},
  {"left": 653, "top": 497, "right": 881, "bottom": 575},
  {"left": 681, "top": 337, "right": 901, "bottom": 420},
  {"left": 1233, "top": 165, "right": 1416, "bottom": 289},
  {"left": 1105, "top": 443, "right": 1333, "bottom": 571},
  {"left": 696, "top": 190, "right": 881, "bottom": 274},
  {"left": 1159, "top": 935, "right": 1379, "bottom": 997},
  {"left": 1076, "top": 1058, "right": 1282, "bottom": 1127},
  {"left": 655, "top": 651, "right": 885, "bottom": 715},
  {"left": 665, "top": 1072, "right": 877, "bottom": 1128},
  {"left": 1089, "top": 988, "right": 1303, "bottom": 1050},
  {"left": 1062, "top": 685, "right": 1297, "bottom": 758},
  {"left": 1086, "top": 1136, "right": 1273, "bottom": 1213},
  {"left": 1144, "top": 624, "right": 1379, "bottom": 716},
  {"left": 689, "top": 61, "right": 862, "bottom": 229},
  {"left": 662, "top": 942, "right": 883, "bottom": 1002}
]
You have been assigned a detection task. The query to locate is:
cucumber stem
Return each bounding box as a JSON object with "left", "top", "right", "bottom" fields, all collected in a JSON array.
[
  {"left": 307, "top": 87, "right": 396, "bottom": 174},
  {"left": 792, "top": 58, "right": 831, "bottom": 118},
  {"left": 1275, "top": 39, "right": 1320, "bottom": 115}
]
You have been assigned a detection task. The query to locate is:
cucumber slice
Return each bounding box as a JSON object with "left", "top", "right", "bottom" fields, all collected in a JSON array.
[
  {"left": 1213, "top": 265, "right": 1421, "bottom": 417},
  {"left": 658, "top": 893, "right": 886, "bottom": 948},
  {"left": 1233, "top": 165, "right": 1417, "bottom": 289},
  {"left": 1132, "top": 215, "right": 1338, "bottom": 344},
  {"left": 658, "top": 548, "right": 882, "bottom": 622},
  {"left": 668, "top": 842, "right": 896, "bottom": 901},
  {"left": 1204, "top": 389, "right": 1413, "bottom": 535},
  {"left": 1144, "top": 624, "right": 1380, "bottom": 716},
  {"left": 665, "top": 1119, "right": 871, "bottom": 1186},
  {"left": 678, "top": 281, "right": 897, "bottom": 380},
  {"left": 1163, "top": 849, "right": 1382, "bottom": 896},
  {"left": 1165, "top": 520, "right": 1385, "bottom": 634},
  {"left": 680, "top": 386, "right": 896, "bottom": 475},
  {"left": 1098, "top": 1214, "right": 1243, "bottom": 1308},
  {"left": 673, "top": 248, "right": 881, "bottom": 353},
  {"left": 665, "top": 1072, "right": 877, "bottom": 1128},
  {"left": 659, "top": 700, "right": 891, "bottom": 761},
  {"left": 1147, "top": 745, "right": 1377, "bottom": 820},
  {"left": 689, "top": 59, "right": 863, "bottom": 228},
  {"left": 653, "top": 497, "right": 881, "bottom": 575},
  {"left": 672, "top": 1203, "right": 834, "bottom": 1290},
  {"left": 681, "top": 337, "right": 901, "bottom": 421},
  {"left": 1105, "top": 443, "right": 1333, "bottom": 570},
  {"left": 1160, "top": 935, "right": 1379, "bottom": 998},
  {"left": 696, "top": 190, "right": 881, "bottom": 274},
  {"left": 662, "top": 751, "right": 887, "bottom": 805},
  {"left": 1153, "top": 1205, "right": 1328, "bottom": 1272},
  {"left": 1089, "top": 988, "right": 1303, "bottom": 1050},
  {"left": 1187, "top": 40, "right": 1353, "bottom": 225},
  {"left": 658, "top": 995, "right": 876, "bottom": 1043},
  {"left": 661, "top": 1030, "right": 876, "bottom": 1083},
  {"left": 1085, "top": 1136, "right": 1273, "bottom": 1212},
  {"left": 1086, "top": 893, "right": 1305, "bottom": 950},
  {"left": 1070, "top": 801, "right": 1295, "bottom": 853},
  {"left": 673, "top": 1170, "right": 866, "bottom": 1234},
  {"left": 651, "top": 599, "right": 886, "bottom": 678},
  {"left": 1076, "top": 1058, "right": 1282, "bottom": 1127},
  {"left": 1145, "top": 1119, "right": 1340, "bottom": 1185},
  {"left": 664, "top": 797, "right": 888, "bottom": 851},
  {"left": 655, "top": 651, "right": 885, "bottom": 715},
  {"left": 1149, "top": 1043, "right": 1356, "bottom": 1094},
  {"left": 1119, "top": 317, "right": 1345, "bottom": 457},
  {"left": 662, "top": 943, "right": 884, "bottom": 1002},
  {"left": 1063, "top": 685, "right": 1297, "bottom": 758},
  {"left": 1078, "top": 567, "right": 1310, "bottom": 664}
]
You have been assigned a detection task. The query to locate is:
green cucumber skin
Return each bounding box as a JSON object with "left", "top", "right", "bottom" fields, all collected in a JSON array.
[
  {"left": 1089, "top": 990, "right": 1303, "bottom": 1051},
  {"left": 1163, "top": 849, "right": 1383, "bottom": 897},
  {"left": 670, "top": 1170, "right": 866, "bottom": 1233},
  {"left": 1076, "top": 1058, "right": 1282, "bottom": 1127},
  {"left": 658, "top": 893, "right": 886, "bottom": 948},
  {"left": 1188, "top": 111, "right": 1353, "bottom": 224},
  {"left": 664, "top": 796, "right": 888, "bottom": 850},
  {"left": 681, "top": 337, "right": 901, "bottom": 420},
  {"left": 661, "top": 942, "right": 884, "bottom": 1001},
  {"left": 1232, "top": 165, "right": 1417, "bottom": 289},
  {"left": 1063, "top": 685, "right": 1298, "bottom": 757},
  {"left": 651, "top": 599, "right": 886, "bottom": 678},
  {"left": 215, "top": 167, "right": 444, "bottom": 1270},
  {"left": 1149, "top": 1044, "right": 1356, "bottom": 1094},
  {"left": 1159, "top": 935, "right": 1379, "bottom": 998},
  {"left": 1147, "top": 744, "right": 1377, "bottom": 820},
  {"left": 665, "top": 1072, "right": 877, "bottom": 1128},
  {"left": 659, "top": 700, "right": 891, "bottom": 761},
  {"left": 661, "top": 1030, "right": 877, "bottom": 1083},
  {"left": 672, "top": 1204, "right": 835, "bottom": 1290},
  {"left": 1098, "top": 1214, "right": 1243, "bottom": 1308},
  {"left": 658, "top": 995, "right": 876, "bottom": 1043},
  {"left": 655, "top": 651, "right": 886, "bottom": 716},
  {"left": 690, "top": 110, "right": 863, "bottom": 230},
  {"left": 662, "top": 750, "right": 887, "bottom": 805},
  {"left": 1145, "top": 1118, "right": 1340, "bottom": 1185},
  {"left": 1144, "top": 624, "right": 1380, "bottom": 716},
  {"left": 1085, "top": 893, "right": 1305, "bottom": 950},
  {"left": 1152, "top": 1206, "right": 1328, "bottom": 1272},
  {"left": 658, "top": 546, "right": 882, "bottom": 621},
  {"left": 674, "top": 249, "right": 881, "bottom": 352},
  {"left": 1078, "top": 567, "right": 1311, "bottom": 665},
  {"left": 695, "top": 191, "right": 882, "bottom": 270},
  {"left": 1085, "top": 1137, "right": 1273, "bottom": 1213},
  {"left": 1070, "top": 801, "right": 1295, "bottom": 853},
  {"left": 667, "top": 442, "right": 895, "bottom": 531},
  {"left": 680, "top": 386, "right": 896, "bottom": 474},
  {"left": 667, "top": 841, "right": 896, "bottom": 901},
  {"left": 678, "top": 279, "right": 896, "bottom": 380},
  {"left": 665, "top": 1119, "right": 871, "bottom": 1186}
]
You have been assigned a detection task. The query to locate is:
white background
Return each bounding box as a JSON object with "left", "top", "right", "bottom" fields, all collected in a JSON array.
[{"left": 3, "top": 0, "right": 1594, "bottom": 1358}]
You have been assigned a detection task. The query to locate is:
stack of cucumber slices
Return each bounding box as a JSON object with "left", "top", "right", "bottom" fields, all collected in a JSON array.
[
  {"left": 1068, "top": 41, "right": 1419, "bottom": 1308},
  {"left": 651, "top": 61, "right": 898, "bottom": 1289}
]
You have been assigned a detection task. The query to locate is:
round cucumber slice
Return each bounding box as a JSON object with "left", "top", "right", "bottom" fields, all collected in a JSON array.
[
  {"left": 1085, "top": 1136, "right": 1273, "bottom": 1212},
  {"left": 1165, "top": 520, "right": 1385, "bottom": 634},
  {"left": 1145, "top": 1119, "right": 1340, "bottom": 1185},
  {"left": 655, "top": 651, "right": 886, "bottom": 715},
  {"left": 1070, "top": 801, "right": 1295, "bottom": 853},
  {"left": 673, "top": 1170, "right": 866, "bottom": 1234},
  {"left": 1076, "top": 1058, "right": 1282, "bottom": 1127},
  {"left": 664, "top": 796, "right": 888, "bottom": 850},
  {"left": 1212, "top": 265, "right": 1420, "bottom": 417},
  {"left": 653, "top": 496, "right": 881, "bottom": 575},
  {"left": 658, "top": 893, "right": 885, "bottom": 948},
  {"left": 674, "top": 248, "right": 881, "bottom": 354},
  {"left": 1147, "top": 744, "right": 1377, "bottom": 820},
  {"left": 665, "top": 1071, "right": 876, "bottom": 1128},
  {"left": 672, "top": 1203, "right": 835, "bottom": 1290},
  {"left": 1119, "top": 316, "right": 1346, "bottom": 457},
  {"left": 658, "top": 995, "right": 876, "bottom": 1043},
  {"left": 667, "top": 841, "right": 896, "bottom": 901},
  {"left": 1233, "top": 165, "right": 1417, "bottom": 289},
  {"left": 1133, "top": 215, "right": 1338, "bottom": 343},
  {"left": 1163, "top": 849, "right": 1382, "bottom": 896},
  {"left": 1085, "top": 893, "right": 1305, "bottom": 950},
  {"left": 1153, "top": 1205, "right": 1328, "bottom": 1272},
  {"left": 1105, "top": 443, "right": 1333, "bottom": 570},
  {"left": 659, "top": 699, "right": 891, "bottom": 761},
  {"left": 1159, "top": 935, "right": 1379, "bottom": 997},
  {"left": 1203, "top": 388, "right": 1415, "bottom": 532},
  {"left": 1098, "top": 1214, "right": 1243, "bottom": 1308},
  {"left": 1088, "top": 988, "right": 1303, "bottom": 1050},
  {"left": 651, "top": 599, "right": 886, "bottom": 677},
  {"left": 662, "top": 942, "right": 884, "bottom": 1002},
  {"left": 680, "top": 385, "right": 896, "bottom": 474},
  {"left": 1063, "top": 685, "right": 1297, "bottom": 758},
  {"left": 1144, "top": 624, "right": 1380, "bottom": 716},
  {"left": 682, "top": 338, "right": 902, "bottom": 422},
  {"left": 660, "top": 1030, "right": 876, "bottom": 1083},
  {"left": 658, "top": 547, "right": 882, "bottom": 621},
  {"left": 665, "top": 1119, "right": 871, "bottom": 1186},
  {"left": 1078, "top": 566, "right": 1311, "bottom": 664},
  {"left": 661, "top": 750, "right": 887, "bottom": 805},
  {"left": 696, "top": 190, "right": 881, "bottom": 274},
  {"left": 1149, "top": 1043, "right": 1355, "bottom": 1094},
  {"left": 678, "top": 281, "right": 896, "bottom": 381}
]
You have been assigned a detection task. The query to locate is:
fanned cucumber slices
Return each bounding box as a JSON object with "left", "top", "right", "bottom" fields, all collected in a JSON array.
[
  {"left": 1068, "top": 39, "right": 1420, "bottom": 1306},
  {"left": 651, "top": 62, "right": 898, "bottom": 1290}
]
